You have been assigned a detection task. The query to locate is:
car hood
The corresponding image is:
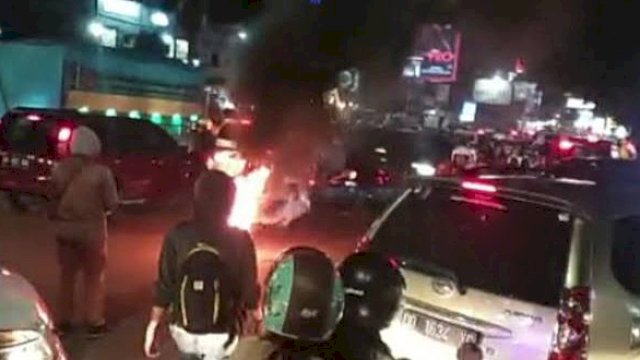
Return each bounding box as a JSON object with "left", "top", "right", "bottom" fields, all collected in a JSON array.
[{"left": 0, "top": 268, "right": 46, "bottom": 330}]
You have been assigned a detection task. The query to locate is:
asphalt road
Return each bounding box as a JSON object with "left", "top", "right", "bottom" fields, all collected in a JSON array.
[{"left": 0, "top": 194, "right": 375, "bottom": 359}]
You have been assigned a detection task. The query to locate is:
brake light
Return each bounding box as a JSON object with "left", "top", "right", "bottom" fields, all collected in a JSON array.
[
  {"left": 26, "top": 114, "right": 42, "bottom": 121},
  {"left": 558, "top": 139, "right": 575, "bottom": 151},
  {"left": 240, "top": 119, "right": 252, "bottom": 126},
  {"left": 57, "top": 127, "right": 72, "bottom": 142},
  {"left": 548, "top": 286, "right": 591, "bottom": 360},
  {"left": 461, "top": 181, "right": 497, "bottom": 193}
]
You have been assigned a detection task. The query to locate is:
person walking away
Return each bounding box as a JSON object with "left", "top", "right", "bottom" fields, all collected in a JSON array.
[
  {"left": 230, "top": 247, "right": 345, "bottom": 360},
  {"left": 50, "top": 126, "right": 118, "bottom": 338},
  {"left": 332, "top": 252, "right": 405, "bottom": 360},
  {"left": 144, "top": 170, "right": 259, "bottom": 359}
]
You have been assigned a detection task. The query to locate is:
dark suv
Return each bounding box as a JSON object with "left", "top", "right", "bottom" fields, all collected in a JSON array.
[{"left": 0, "top": 108, "right": 202, "bottom": 206}]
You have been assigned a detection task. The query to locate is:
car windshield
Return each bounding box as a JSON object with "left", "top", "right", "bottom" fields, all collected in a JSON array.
[
  {"left": 371, "top": 187, "right": 574, "bottom": 307},
  {"left": 0, "top": 113, "right": 57, "bottom": 155}
]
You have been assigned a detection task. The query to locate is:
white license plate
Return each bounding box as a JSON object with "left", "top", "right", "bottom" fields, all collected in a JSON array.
[{"left": 401, "top": 309, "right": 479, "bottom": 346}]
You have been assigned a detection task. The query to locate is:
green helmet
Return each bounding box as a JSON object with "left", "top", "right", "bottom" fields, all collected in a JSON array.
[{"left": 263, "top": 247, "right": 344, "bottom": 342}]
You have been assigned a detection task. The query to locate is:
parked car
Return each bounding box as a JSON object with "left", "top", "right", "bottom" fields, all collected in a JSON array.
[
  {"left": 0, "top": 266, "right": 67, "bottom": 359},
  {"left": 357, "top": 173, "right": 640, "bottom": 359},
  {"left": 0, "top": 108, "right": 202, "bottom": 207}
]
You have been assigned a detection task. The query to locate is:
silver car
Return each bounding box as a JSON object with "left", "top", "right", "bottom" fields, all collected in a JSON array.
[
  {"left": 0, "top": 266, "right": 66, "bottom": 359},
  {"left": 359, "top": 172, "right": 640, "bottom": 359}
]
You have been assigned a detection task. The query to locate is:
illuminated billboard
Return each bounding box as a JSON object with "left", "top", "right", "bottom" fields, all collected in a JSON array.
[
  {"left": 404, "top": 24, "right": 462, "bottom": 83},
  {"left": 473, "top": 77, "right": 513, "bottom": 105}
]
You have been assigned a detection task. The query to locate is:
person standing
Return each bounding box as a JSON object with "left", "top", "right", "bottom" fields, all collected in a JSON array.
[
  {"left": 50, "top": 126, "right": 119, "bottom": 337},
  {"left": 144, "top": 170, "right": 259, "bottom": 359}
]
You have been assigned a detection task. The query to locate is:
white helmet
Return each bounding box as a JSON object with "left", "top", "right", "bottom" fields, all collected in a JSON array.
[{"left": 451, "top": 146, "right": 477, "bottom": 164}]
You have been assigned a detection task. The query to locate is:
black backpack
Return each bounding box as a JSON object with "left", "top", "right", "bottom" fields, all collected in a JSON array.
[{"left": 174, "top": 242, "right": 234, "bottom": 334}]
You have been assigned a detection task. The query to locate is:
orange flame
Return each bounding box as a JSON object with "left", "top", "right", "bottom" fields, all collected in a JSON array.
[{"left": 228, "top": 166, "right": 271, "bottom": 231}]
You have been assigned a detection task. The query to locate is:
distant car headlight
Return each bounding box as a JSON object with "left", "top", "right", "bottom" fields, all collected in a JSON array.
[
  {"left": 0, "top": 330, "right": 55, "bottom": 360},
  {"left": 411, "top": 161, "right": 436, "bottom": 176}
]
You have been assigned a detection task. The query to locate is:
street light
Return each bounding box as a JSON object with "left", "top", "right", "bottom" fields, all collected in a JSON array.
[{"left": 237, "top": 30, "right": 248, "bottom": 41}]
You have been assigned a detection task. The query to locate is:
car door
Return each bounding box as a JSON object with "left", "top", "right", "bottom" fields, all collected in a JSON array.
[
  {"left": 370, "top": 187, "right": 577, "bottom": 360},
  {"left": 136, "top": 122, "right": 193, "bottom": 197},
  {"left": 105, "top": 119, "right": 161, "bottom": 203}
]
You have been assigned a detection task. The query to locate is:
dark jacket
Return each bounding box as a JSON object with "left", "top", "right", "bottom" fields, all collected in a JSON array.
[
  {"left": 153, "top": 221, "right": 259, "bottom": 312},
  {"left": 230, "top": 336, "right": 338, "bottom": 360},
  {"left": 332, "top": 324, "right": 395, "bottom": 360}
]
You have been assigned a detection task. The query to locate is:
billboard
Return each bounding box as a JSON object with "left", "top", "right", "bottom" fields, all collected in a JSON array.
[
  {"left": 404, "top": 24, "right": 461, "bottom": 83},
  {"left": 473, "top": 77, "right": 513, "bottom": 105}
]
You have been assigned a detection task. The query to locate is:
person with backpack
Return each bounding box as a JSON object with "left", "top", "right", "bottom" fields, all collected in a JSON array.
[
  {"left": 229, "top": 247, "right": 345, "bottom": 360},
  {"left": 331, "top": 252, "right": 405, "bottom": 360},
  {"left": 50, "top": 126, "right": 119, "bottom": 337},
  {"left": 144, "top": 170, "right": 259, "bottom": 359}
]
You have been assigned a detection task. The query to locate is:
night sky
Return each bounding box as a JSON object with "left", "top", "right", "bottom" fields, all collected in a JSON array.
[{"left": 169, "top": 0, "right": 640, "bottom": 121}]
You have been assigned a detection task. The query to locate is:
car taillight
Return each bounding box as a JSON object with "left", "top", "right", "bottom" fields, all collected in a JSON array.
[
  {"left": 548, "top": 286, "right": 591, "bottom": 360},
  {"left": 57, "top": 127, "right": 72, "bottom": 142},
  {"left": 558, "top": 139, "right": 575, "bottom": 151},
  {"left": 461, "top": 181, "right": 497, "bottom": 193}
]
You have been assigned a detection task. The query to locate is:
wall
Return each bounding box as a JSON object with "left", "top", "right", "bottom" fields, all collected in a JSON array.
[{"left": 0, "top": 41, "right": 65, "bottom": 115}]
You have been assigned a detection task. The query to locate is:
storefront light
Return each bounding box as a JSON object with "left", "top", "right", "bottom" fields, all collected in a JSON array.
[
  {"left": 87, "top": 21, "right": 106, "bottom": 37},
  {"left": 129, "top": 110, "right": 141, "bottom": 119},
  {"left": 171, "top": 113, "right": 183, "bottom": 126},
  {"left": 78, "top": 106, "right": 90, "bottom": 113},
  {"left": 190, "top": 114, "right": 199, "bottom": 122},
  {"left": 102, "top": 0, "right": 141, "bottom": 19},
  {"left": 150, "top": 112, "right": 163, "bottom": 124},
  {"left": 150, "top": 11, "right": 169, "bottom": 27},
  {"left": 161, "top": 33, "right": 174, "bottom": 45},
  {"left": 105, "top": 108, "right": 117, "bottom": 117}
]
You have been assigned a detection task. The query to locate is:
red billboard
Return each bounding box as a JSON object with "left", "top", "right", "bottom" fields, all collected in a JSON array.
[{"left": 404, "top": 24, "right": 461, "bottom": 83}]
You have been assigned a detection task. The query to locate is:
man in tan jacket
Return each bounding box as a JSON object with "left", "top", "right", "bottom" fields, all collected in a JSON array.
[{"left": 51, "top": 126, "right": 118, "bottom": 338}]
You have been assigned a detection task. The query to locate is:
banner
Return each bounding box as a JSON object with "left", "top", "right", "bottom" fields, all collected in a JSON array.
[{"left": 405, "top": 24, "right": 462, "bottom": 83}]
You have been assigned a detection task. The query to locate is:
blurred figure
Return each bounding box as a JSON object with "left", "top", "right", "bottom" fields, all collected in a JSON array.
[
  {"left": 436, "top": 146, "right": 478, "bottom": 176},
  {"left": 144, "top": 170, "right": 259, "bottom": 359},
  {"left": 332, "top": 252, "right": 405, "bottom": 360},
  {"left": 50, "top": 126, "right": 118, "bottom": 337},
  {"left": 457, "top": 342, "right": 483, "bottom": 360},
  {"left": 230, "top": 247, "right": 345, "bottom": 360}
]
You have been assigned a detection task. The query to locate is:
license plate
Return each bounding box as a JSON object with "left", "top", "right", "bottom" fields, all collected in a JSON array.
[{"left": 400, "top": 309, "right": 480, "bottom": 346}]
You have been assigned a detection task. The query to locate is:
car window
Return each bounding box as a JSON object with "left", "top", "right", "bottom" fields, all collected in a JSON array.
[
  {"left": 111, "top": 119, "right": 177, "bottom": 155},
  {"left": 0, "top": 114, "right": 57, "bottom": 155},
  {"left": 371, "top": 188, "right": 574, "bottom": 307},
  {"left": 611, "top": 216, "right": 640, "bottom": 295}
]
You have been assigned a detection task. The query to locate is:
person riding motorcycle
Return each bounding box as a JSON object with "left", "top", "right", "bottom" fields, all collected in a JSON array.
[
  {"left": 332, "top": 252, "right": 405, "bottom": 360},
  {"left": 230, "top": 247, "right": 345, "bottom": 360},
  {"left": 436, "top": 146, "right": 478, "bottom": 176}
]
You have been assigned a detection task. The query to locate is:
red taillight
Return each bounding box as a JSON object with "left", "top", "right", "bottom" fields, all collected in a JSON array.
[
  {"left": 461, "top": 181, "right": 497, "bottom": 193},
  {"left": 57, "top": 127, "right": 72, "bottom": 142},
  {"left": 558, "top": 139, "right": 575, "bottom": 151},
  {"left": 548, "top": 286, "right": 591, "bottom": 360}
]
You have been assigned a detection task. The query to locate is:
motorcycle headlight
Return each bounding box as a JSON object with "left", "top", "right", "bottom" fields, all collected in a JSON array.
[
  {"left": 411, "top": 162, "right": 436, "bottom": 176},
  {"left": 0, "top": 330, "right": 54, "bottom": 360}
]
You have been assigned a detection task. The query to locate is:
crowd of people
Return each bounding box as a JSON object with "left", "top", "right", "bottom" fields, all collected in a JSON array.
[{"left": 48, "top": 126, "right": 483, "bottom": 359}]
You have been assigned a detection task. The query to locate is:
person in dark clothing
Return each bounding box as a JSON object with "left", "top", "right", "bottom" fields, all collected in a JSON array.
[
  {"left": 332, "top": 252, "right": 405, "bottom": 360},
  {"left": 144, "top": 170, "right": 259, "bottom": 359}
]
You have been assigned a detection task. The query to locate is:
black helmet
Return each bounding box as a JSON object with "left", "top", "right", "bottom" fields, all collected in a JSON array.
[
  {"left": 263, "top": 247, "right": 345, "bottom": 342},
  {"left": 339, "top": 252, "right": 405, "bottom": 331}
]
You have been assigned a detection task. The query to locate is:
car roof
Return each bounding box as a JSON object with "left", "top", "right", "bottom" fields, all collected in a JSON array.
[
  {"left": 410, "top": 175, "right": 595, "bottom": 219},
  {"left": 0, "top": 267, "right": 46, "bottom": 329}
]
